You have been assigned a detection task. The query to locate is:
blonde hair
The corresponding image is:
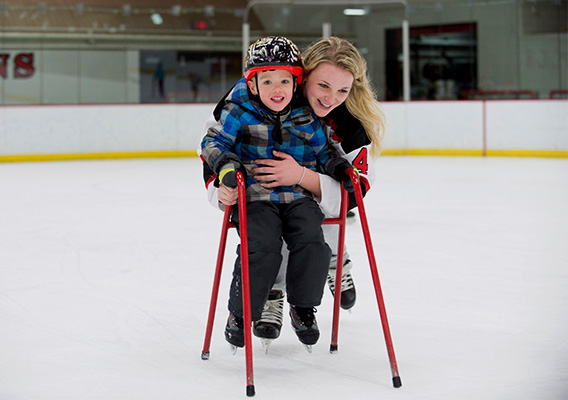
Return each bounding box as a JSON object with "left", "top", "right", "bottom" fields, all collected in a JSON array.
[{"left": 302, "top": 37, "right": 385, "bottom": 158}]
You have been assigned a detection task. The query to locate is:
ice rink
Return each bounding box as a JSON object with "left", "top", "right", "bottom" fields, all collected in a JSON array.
[{"left": 1, "top": 156, "right": 566, "bottom": 399}]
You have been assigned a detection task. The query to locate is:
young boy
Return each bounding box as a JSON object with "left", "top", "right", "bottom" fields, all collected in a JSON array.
[{"left": 200, "top": 36, "right": 353, "bottom": 349}]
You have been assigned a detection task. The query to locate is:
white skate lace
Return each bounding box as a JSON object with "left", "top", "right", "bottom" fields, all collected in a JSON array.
[
  {"left": 327, "top": 267, "right": 354, "bottom": 293},
  {"left": 258, "top": 293, "right": 284, "bottom": 326}
]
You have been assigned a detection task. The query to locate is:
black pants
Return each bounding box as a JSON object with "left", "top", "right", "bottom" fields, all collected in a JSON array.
[{"left": 229, "top": 198, "right": 331, "bottom": 321}]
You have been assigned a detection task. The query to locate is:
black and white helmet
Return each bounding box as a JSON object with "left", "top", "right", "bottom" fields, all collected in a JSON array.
[{"left": 244, "top": 36, "right": 303, "bottom": 84}]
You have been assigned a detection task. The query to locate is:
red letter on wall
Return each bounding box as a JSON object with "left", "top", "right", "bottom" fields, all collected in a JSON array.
[
  {"left": 0, "top": 54, "right": 10, "bottom": 79},
  {"left": 14, "top": 53, "right": 35, "bottom": 78}
]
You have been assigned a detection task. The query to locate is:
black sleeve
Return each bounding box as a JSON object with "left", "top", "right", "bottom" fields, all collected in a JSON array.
[
  {"left": 213, "top": 84, "right": 237, "bottom": 121},
  {"left": 202, "top": 159, "right": 219, "bottom": 188},
  {"left": 347, "top": 181, "right": 368, "bottom": 210},
  {"left": 325, "top": 104, "right": 371, "bottom": 154}
]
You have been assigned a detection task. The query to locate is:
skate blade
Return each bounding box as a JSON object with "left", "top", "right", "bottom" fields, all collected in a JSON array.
[
  {"left": 229, "top": 344, "right": 238, "bottom": 355},
  {"left": 303, "top": 344, "right": 313, "bottom": 353},
  {"left": 260, "top": 338, "right": 274, "bottom": 354}
]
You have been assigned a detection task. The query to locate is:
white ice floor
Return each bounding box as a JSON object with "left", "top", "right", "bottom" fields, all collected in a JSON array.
[{"left": 1, "top": 156, "right": 567, "bottom": 399}]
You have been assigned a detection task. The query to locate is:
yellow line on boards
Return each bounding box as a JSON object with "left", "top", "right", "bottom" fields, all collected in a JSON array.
[
  {"left": 0, "top": 151, "right": 198, "bottom": 163},
  {"left": 1, "top": 149, "right": 567, "bottom": 163},
  {"left": 382, "top": 149, "right": 483, "bottom": 156},
  {"left": 484, "top": 150, "right": 568, "bottom": 158},
  {"left": 381, "top": 149, "right": 568, "bottom": 158}
]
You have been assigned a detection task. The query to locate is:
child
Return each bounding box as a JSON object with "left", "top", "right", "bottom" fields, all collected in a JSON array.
[{"left": 200, "top": 36, "right": 353, "bottom": 349}]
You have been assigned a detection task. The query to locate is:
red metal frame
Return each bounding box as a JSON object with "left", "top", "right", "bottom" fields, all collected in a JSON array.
[
  {"left": 201, "top": 170, "right": 402, "bottom": 395},
  {"left": 343, "top": 169, "right": 402, "bottom": 388},
  {"left": 200, "top": 172, "right": 255, "bottom": 396}
]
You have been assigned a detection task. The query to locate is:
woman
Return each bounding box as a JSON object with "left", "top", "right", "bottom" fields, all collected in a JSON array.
[{"left": 201, "top": 36, "right": 385, "bottom": 345}]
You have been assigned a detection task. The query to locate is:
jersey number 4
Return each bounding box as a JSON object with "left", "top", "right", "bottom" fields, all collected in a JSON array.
[{"left": 352, "top": 148, "right": 369, "bottom": 175}]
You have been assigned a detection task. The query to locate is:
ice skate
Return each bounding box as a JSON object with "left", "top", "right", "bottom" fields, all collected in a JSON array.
[
  {"left": 224, "top": 312, "right": 244, "bottom": 353},
  {"left": 289, "top": 305, "right": 319, "bottom": 351},
  {"left": 327, "top": 259, "right": 356, "bottom": 311},
  {"left": 253, "top": 290, "right": 284, "bottom": 353}
]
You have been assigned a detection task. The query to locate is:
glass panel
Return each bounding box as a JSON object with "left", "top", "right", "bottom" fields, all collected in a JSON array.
[{"left": 0, "top": 1, "right": 566, "bottom": 104}]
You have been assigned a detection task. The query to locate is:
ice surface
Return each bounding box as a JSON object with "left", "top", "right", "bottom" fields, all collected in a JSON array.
[{"left": 0, "top": 156, "right": 566, "bottom": 399}]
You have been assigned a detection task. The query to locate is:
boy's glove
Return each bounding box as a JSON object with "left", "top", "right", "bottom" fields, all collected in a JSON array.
[
  {"left": 325, "top": 157, "right": 358, "bottom": 193},
  {"left": 214, "top": 153, "right": 246, "bottom": 189}
]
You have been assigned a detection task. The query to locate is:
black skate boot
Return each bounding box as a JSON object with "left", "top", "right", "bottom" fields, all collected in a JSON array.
[
  {"left": 224, "top": 312, "right": 244, "bottom": 352},
  {"left": 253, "top": 290, "right": 284, "bottom": 353},
  {"left": 289, "top": 305, "right": 319, "bottom": 352},
  {"left": 327, "top": 259, "right": 356, "bottom": 310}
]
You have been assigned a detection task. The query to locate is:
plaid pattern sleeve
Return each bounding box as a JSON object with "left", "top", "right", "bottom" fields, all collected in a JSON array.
[
  {"left": 200, "top": 102, "right": 243, "bottom": 173},
  {"left": 310, "top": 123, "right": 340, "bottom": 171}
]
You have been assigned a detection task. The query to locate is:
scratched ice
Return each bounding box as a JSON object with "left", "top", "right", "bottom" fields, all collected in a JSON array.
[{"left": 0, "top": 156, "right": 566, "bottom": 399}]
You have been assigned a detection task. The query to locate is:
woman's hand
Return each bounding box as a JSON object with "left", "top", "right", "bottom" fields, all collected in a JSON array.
[
  {"left": 218, "top": 183, "right": 238, "bottom": 205},
  {"left": 253, "top": 150, "right": 304, "bottom": 188}
]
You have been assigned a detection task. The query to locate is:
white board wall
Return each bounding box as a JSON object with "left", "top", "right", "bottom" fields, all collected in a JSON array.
[{"left": 0, "top": 100, "right": 566, "bottom": 160}]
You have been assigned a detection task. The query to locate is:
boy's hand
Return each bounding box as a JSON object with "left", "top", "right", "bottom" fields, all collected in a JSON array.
[
  {"left": 325, "top": 157, "right": 357, "bottom": 192},
  {"left": 218, "top": 183, "right": 238, "bottom": 205}
]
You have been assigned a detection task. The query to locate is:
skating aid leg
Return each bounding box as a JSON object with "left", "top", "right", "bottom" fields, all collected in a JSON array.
[
  {"left": 201, "top": 172, "right": 256, "bottom": 396},
  {"left": 346, "top": 168, "right": 402, "bottom": 388},
  {"left": 202, "top": 204, "right": 233, "bottom": 360},
  {"left": 323, "top": 185, "right": 349, "bottom": 353},
  {"left": 236, "top": 173, "right": 255, "bottom": 396}
]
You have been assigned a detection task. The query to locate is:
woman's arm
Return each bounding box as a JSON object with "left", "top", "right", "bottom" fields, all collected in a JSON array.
[{"left": 252, "top": 145, "right": 376, "bottom": 217}]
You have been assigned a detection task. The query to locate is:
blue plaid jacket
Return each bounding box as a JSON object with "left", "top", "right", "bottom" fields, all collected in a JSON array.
[{"left": 200, "top": 77, "right": 338, "bottom": 204}]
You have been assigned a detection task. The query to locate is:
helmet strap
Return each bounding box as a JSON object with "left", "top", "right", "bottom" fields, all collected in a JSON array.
[{"left": 255, "top": 76, "right": 260, "bottom": 99}]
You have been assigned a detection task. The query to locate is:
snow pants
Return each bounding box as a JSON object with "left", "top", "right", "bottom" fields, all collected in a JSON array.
[
  {"left": 272, "top": 224, "right": 352, "bottom": 292},
  {"left": 229, "top": 198, "right": 331, "bottom": 321}
]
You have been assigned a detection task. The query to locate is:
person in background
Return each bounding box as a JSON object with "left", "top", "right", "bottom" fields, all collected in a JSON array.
[{"left": 153, "top": 62, "right": 165, "bottom": 98}]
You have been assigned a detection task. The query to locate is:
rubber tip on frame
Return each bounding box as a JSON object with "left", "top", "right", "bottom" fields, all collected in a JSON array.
[
  {"left": 330, "top": 344, "right": 338, "bottom": 354},
  {"left": 200, "top": 351, "right": 210, "bottom": 360},
  {"left": 246, "top": 385, "right": 255, "bottom": 397},
  {"left": 393, "top": 376, "right": 402, "bottom": 388}
]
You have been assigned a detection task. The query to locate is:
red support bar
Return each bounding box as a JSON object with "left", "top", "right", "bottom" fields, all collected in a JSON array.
[
  {"left": 329, "top": 186, "right": 349, "bottom": 352},
  {"left": 345, "top": 169, "right": 402, "bottom": 388},
  {"left": 200, "top": 172, "right": 255, "bottom": 396},
  {"left": 201, "top": 204, "right": 232, "bottom": 360},
  {"left": 202, "top": 169, "right": 402, "bottom": 393},
  {"left": 236, "top": 173, "right": 255, "bottom": 397}
]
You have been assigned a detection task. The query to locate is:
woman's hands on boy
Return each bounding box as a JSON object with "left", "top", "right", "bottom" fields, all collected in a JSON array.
[
  {"left": 217, "top": 150, "right": 303, "bottom": 206},
  {"left": 253, "top": 150, "right": 304, "bottom": 188},
  {"left": 217, "top": 150, "right": 327, "bottom": 205}
]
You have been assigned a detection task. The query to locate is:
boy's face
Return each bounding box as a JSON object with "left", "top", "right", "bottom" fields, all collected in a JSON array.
[{"left": 247, "top": 70, "right": 295, "bottom": 113}]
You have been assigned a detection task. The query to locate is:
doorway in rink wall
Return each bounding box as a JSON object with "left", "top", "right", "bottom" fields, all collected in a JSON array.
[{"left": 386, "top": 22, "right": 477, "bottom": 101}]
